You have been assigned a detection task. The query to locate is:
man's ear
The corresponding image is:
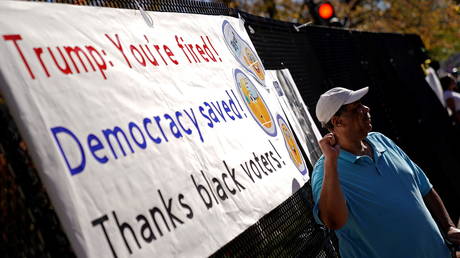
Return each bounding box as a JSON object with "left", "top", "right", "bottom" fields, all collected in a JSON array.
[{"left": 331, "top": 116, "right": 341, "bottom": 128}]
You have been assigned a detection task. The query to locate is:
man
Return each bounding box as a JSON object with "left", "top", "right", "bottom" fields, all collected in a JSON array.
[{"left": 312, "top": 87, "right": 460, "bottom": 257}]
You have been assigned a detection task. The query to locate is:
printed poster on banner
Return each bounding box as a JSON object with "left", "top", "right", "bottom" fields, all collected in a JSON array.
[
  {"left": 0, "top": 1, "right": 310, "bottom": 257},
  {"left": 267, "top": 69, "right": 323, "bottom": 165},
  {"left": 223, "top": 20, "right": 266, "bottom": 85}
]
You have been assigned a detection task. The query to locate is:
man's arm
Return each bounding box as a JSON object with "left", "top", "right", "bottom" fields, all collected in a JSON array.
[
  {"left": 423, "top": 188, "right": 460, "bottom": 244},
  {"left": 318, "top": 133, "right": 348, "bottom": 230}
]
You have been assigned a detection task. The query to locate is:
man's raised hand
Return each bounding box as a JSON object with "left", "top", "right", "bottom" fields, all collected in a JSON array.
[{"left": 319, "top": 133, "right": 340, "bottom": 160}]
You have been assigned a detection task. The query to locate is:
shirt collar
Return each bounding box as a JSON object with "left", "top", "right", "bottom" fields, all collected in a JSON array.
[
  {"left": 338, "top": 135, "right": 387, "bottom": 164},
  {"left": 366, "top": 135, "right": 387, "bottom": 159},
  {"left": 339, "top": 149, "right": 360, "bottom": 163}
]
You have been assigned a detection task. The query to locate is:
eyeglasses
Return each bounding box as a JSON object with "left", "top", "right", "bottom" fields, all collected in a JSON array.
[{"left": 335, "top": 101, "right": 365, "bottom": 117}]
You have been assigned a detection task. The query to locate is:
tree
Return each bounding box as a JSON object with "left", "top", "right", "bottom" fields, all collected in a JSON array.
[
  {"left": 223, "top": 0, "right": 312, "bottom": 23},
  {"left": 346, "top": 0, "right": 460, "bottom": 61},
  {"left": 222, "top": 0, "right": 460, "bottom": 61}
]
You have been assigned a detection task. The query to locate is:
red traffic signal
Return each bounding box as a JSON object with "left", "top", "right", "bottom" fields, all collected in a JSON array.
[
  {"left": 317, "top": 2, "right": 335, "bottom": 20},
  {"left": 306, "top": 0, "right": 342, "bottom": 26}
]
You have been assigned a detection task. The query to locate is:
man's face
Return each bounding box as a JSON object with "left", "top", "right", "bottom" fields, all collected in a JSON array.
[{"left": 335, "top": 101, "right": 372, "bottom": 138}]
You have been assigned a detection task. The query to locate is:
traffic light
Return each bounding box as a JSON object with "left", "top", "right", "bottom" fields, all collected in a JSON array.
[
  {"left": 317, "top": 2, "right": 335, "bottom": 21},
  {"left": 306, "top": 0, "right": 342, "bottom": 27}
]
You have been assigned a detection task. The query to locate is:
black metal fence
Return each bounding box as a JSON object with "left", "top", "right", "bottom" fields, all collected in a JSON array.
[
  {"left": 0, "top": 101, "right": 76, "bottom": 258},
  {"left": 238, "top": 12, "right": 460, "bottom": 223},
  {"left": 210, "top": 180, "right": 338, "bottom": 258},
  {"left": 2, "top": 0, "right": 459, "bottom": 257}
]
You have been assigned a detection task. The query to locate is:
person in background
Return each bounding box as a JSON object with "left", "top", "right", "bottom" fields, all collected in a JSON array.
[
  {"left": 430, "top": 60, "right": 441, "bottom": 76},
  {"left": 441, "top": 75, "right": 460, "bottom": 125},
  {"left": 312, "top": 86, "right": 460, "bottom": 258},
  {"left": 424, "top": 59, "right": 446, "bottom": 108}
]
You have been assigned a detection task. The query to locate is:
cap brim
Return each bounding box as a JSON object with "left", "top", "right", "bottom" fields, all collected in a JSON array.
[{"left": 344, "top": 87, "right": 369, "bottom": 104}]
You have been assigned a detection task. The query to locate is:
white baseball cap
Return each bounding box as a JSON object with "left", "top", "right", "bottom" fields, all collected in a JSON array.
[{"left": 316, "top": 87, "right": 369, "bottom": 126}]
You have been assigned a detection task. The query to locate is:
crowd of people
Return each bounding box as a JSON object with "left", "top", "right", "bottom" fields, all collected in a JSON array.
[
  {"left": 441, "top": 73, "right": 460, "bottom": 125},
  {"left": 425, "top": 60, "right": 460, "bottom": 127}
]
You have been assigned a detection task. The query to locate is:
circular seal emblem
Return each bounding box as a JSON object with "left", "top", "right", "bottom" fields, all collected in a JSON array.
[
  {"left": 234, "top": 69, "right": 276, "bottom": 136},
  {"left": 276, "top": 115, "right": 307, "bottom": 175},
  {"left": 223, "top": 20, "right": 266, "bottom": 84},
  {"left": 241, "top": 46, "right": 265, "bottom": 82}
]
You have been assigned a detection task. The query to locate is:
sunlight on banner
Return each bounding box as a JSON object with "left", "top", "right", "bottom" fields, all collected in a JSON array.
[{"left": 0, "top": 2, "right": 312, "bottom": 257}]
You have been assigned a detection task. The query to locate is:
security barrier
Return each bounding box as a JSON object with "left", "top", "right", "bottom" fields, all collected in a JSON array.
[{"left": 2, "top": 0, "right": 459, "bottom": 257}]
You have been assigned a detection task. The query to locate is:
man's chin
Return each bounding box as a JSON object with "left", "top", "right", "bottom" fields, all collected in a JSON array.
[
  {"left": 364, "top": 120, "right": 372, "bottom": 132},
  {"left": 361, "top": 124, "right": 372, "bottom": 137},
  {"left": 366, "top": 125, "right": 372, "bottom": 134}
]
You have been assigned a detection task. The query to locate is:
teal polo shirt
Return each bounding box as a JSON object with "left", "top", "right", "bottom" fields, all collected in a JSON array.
[{"left": 312, "top": 132, "right": 450, "bottom": 258}]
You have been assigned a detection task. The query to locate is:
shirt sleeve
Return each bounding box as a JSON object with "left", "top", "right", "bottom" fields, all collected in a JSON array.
[
  {"left": 408, "top": 160, "right": 433, "bottom": 196},
  {"left": 311, "top": 159, "right": 325, "bottom": 225},
  {"left": 380, "top": 133, "right": 433, "bottom": 196}
]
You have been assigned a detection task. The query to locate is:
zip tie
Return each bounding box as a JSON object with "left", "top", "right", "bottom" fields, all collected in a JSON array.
[
  {"left": 293, "top": 22, "right": 312, "bottom": 32},
  {"left": 135, "top": 0, "right": 154, "bottom": 28}
]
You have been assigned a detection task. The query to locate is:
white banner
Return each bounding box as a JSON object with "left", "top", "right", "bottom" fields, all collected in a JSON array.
[{"left": 0, "top": 2, "right": 310, "bottom": 257}]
